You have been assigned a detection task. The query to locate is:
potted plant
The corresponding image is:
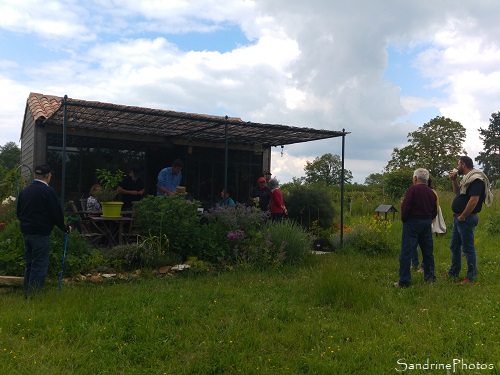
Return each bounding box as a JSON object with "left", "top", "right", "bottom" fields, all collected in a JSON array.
[{"left": 94, "top": 168, "right": 125, "bottom": 218}]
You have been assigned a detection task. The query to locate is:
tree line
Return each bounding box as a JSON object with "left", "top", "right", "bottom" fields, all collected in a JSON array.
[{"left": 1, "top": 111, "right": 499, "bottom": 201}]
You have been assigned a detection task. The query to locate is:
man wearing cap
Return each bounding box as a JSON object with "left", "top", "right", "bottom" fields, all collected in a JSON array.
[
  {"left": 16, "top": 164, "right": 72, "bottom": 297},
  {"left": 249, "top": 177, "right": 271, "bottom": 211}
]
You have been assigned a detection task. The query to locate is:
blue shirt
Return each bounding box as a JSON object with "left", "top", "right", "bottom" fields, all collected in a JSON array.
[{"left": 157, "top": 167, "right": 182, "bottom": 196}]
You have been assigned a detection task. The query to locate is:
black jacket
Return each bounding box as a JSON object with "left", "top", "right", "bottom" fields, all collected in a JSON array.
[{"left": 16, "top": 180, "right": 68, "bottom": 235}]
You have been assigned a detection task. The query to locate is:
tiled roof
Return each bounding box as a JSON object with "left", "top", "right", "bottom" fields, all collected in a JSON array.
[{"left": 26, "top": 93, "right": 348, "bottom": 147}]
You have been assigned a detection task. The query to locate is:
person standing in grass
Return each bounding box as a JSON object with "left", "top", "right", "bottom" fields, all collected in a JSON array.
[
  {"left": 411, "top": 177, "right": 444, "bottom": 272},
  {"left": 16, "top": 164, "right": 72, "bottom": 298},
  {"left": 395, "top": 168, "right": 437, "bottom": 288},
  {"left": 447, "top": 156, "right": 493, "bottom": 284}
]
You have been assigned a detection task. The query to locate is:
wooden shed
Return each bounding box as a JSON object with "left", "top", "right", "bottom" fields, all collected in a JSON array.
[{"left": 20, "top": 93, "right": 349, "bottom": 208}]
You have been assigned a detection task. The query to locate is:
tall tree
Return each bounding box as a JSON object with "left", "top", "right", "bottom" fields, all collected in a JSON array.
[
  {"left": 385, "top": 116, "right": 466, "bottom": 177},
  {"left": 304, "top": 153, "right": 353, "bottom": 186},
  {"left": 0, "top": 142, "right": 21, "bottom": 170},
  {"left": 476, "top": 111, "right": 500, "bottom": 184},
  {"left": 364, "top": 172, "right": 384, "bottom": 187}
]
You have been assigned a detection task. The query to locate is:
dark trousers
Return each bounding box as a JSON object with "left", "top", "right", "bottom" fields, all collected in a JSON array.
[
  {"left": 23, "top": 234, "right": 52, "bottom": 297},
  {"left": 399, "top": 218, "right": 435, "bottom": 286}
]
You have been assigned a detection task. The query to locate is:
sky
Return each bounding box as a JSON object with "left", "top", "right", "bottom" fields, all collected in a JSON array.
[{"left": 1, "top": 0, "right": 500, "bottom": 184}]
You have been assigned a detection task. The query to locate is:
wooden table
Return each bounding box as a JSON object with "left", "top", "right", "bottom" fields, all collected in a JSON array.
[
  {"left": 88, "top": 216, "right": 133, "bottom": 247},
  {"left": 79, "top": 210, "right": 132, "bottom": 217}
]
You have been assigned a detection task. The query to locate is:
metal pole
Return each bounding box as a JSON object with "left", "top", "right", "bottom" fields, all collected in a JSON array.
[
  {"left": 61, "top": 95, "right": 68, "bottom": 208},
  {"left": 340, "top": 128, "right": 346, "bottom": 246},
  {"left": 224, "top": 116, "right": 228, "bottom": 206}
]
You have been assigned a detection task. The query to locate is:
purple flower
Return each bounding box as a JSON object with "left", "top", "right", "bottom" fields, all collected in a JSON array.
[{"left": 227, "top": 230, "right": 245, "bottom": 241}]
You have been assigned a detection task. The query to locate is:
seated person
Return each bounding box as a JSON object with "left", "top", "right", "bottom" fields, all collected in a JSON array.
[
  {"left": 87, "top": 184, "right": 102, "bottom": 211},
  {"left": 218, "top": 187, "right": 236, "bottom": 207}
]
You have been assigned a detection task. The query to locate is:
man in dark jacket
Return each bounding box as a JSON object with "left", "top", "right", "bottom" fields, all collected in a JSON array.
[
  {"left": 395, "top": 168, "right": 437, "bottom": 288},
  {"left": 249, "top": 177, "right": 271, "bottom": 211},
  {"left": 16, "top": 164, "right": 72, "bottom": 297}
]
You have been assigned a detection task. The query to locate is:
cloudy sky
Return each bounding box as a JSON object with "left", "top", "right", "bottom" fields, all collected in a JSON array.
[{"left": 1, "top": 0, "right": 500, "bottom": 183}]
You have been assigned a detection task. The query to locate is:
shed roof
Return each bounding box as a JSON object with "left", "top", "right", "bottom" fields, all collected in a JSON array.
[
  {"left": 374, "top": 204, "right": 398, "bottom": 213},
  {"left": 24, "top": 93, "right": 348, "bottom": 147}
]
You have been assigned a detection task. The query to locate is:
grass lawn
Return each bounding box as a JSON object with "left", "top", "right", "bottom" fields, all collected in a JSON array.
[{"left": 1, "top": 220, "right": 499, "bottom": 374}]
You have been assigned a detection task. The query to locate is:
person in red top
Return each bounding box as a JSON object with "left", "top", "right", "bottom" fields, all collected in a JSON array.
[
  {"left": 269, "top": 178, "right": 287, "bottom": 222},
  {"left": 395, "top": 168, "right": 437, "bottom": 288}
]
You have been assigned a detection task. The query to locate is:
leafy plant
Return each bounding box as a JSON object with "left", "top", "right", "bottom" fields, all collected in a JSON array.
[
  {"left": 284, "top": 184, "right": 336, "bottom": 228},
  {"left": 0, "top": 222, "right": 93, "bottom": 277},
  {"left": 0, "top": 221, "right": 25, "bottom": 275},
  {"left": 264, "top": 219, "right": 311, "bottom": 264},
  {"left": 231, "top": 231, "right": 286, "bottom": 270},
  {"left": 0, "top": 196, "right": 17, "bottom": 225},
  {"left": 93, "top": 168, "right": 125, "bottom": 202},
  {"left": 197, "top": 204, "right": 269, "bottom": 266},
  {"left": 483, "top": 213, "right": 500, "bottom": 235},
  {"left": 133, "top": 195, "right": 202, "bottom": 259},
  {"left": 336, "top": 215, "right": 397, "bottom": 255}
]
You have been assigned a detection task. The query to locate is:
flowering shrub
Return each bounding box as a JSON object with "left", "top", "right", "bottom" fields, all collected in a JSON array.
[
  {"left": 227, "top": 230, "right": 245, "bottom": 241},
  {"left": 336, "top": 215, "right": 396, "bottom": 254},
  {"left": 265, "top": 220, "right": 311, "bottom": 263},
  {"left": 202, "top": 203, "right": 269, "bottom": 235},
  {"left": 0, "top": 196, "right": 17, "bottom": 226},
  {"left": 196, "top": 205, "right": 310, "bottom": 269},
  {"left": 232, "top": 232, "right": 286, "bottom": 270},
  {"left": 198, "top": 205, "right": 269, "bottom": 267}
]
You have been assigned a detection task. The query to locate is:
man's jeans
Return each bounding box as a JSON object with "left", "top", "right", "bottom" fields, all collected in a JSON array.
[
  {"left": 449, "top": 215, "right": 479, "bottom": 280},
  {"left": 399, "top": 218, "right": 435, "bottom": 286},
  {"left": 23, "top": 235, "right": 52, "bottom": 297}
]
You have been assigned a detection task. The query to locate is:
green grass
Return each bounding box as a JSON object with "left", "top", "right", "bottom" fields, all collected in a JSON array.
[
  {"left": 1, "top": 233, "right": 499, "bottom": 374},
  {"left": 1, "top": 190, "right": 499, "bottom": 374}
]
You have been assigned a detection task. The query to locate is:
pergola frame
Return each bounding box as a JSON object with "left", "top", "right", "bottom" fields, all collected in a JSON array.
[{"left": 29, "top": 93, "right": 349, "bottom": 244}]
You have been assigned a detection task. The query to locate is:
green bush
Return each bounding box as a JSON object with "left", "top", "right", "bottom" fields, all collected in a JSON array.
[
  {"left": 334, "top": 215, "right": 398, "bottom": 255},
  {"left": 0, "top": 221, "right": 25, "bottom": 275},
  {"left": 383, "top": 169, "right": 413, "bottom": 199},
  {"left": 484, "top": 213, "right": 500, "bottom": 235},
  {"left": 230, "top": 231, "right": 286, "bottom": 270},
  {"left": 284, "top": 184, "right": 335, "bottom": 228},
  {"left": 197, "top": 204, "right": 269, "bottom": 266},
  {"left": 0, "top": 221, "right": 93, "bottom": 277},
  {"left": 0, "top": 195, "right": 18, "bottom": 225},
  {"left": 134, "top": 195, "right": 202, "bottom": 259},
  {"left": 264, "top": 219, "right": 311, "bottom": 264},
  {"left": 48, "top": 231, "right": 95, "bottom": 276}
]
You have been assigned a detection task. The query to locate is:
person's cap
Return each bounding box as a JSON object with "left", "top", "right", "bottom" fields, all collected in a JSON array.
[
  {"left": 34, "top": 164, "right": 53, "bottom": 175},
  {"left": 263, "top": 170, "right": 272, "bottom": 175},
  {"left": 258, "top": 177, "right": 266, "bottom": 183}
]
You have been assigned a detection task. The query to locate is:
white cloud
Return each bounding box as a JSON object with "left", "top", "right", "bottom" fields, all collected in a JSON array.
[{"left": 1, "top": 0, "right": 500, "bottom": 183}]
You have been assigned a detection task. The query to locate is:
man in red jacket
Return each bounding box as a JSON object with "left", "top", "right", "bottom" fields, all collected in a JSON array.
[{"left": 17, "top": 164, "right": 72, "bottom": 297}]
